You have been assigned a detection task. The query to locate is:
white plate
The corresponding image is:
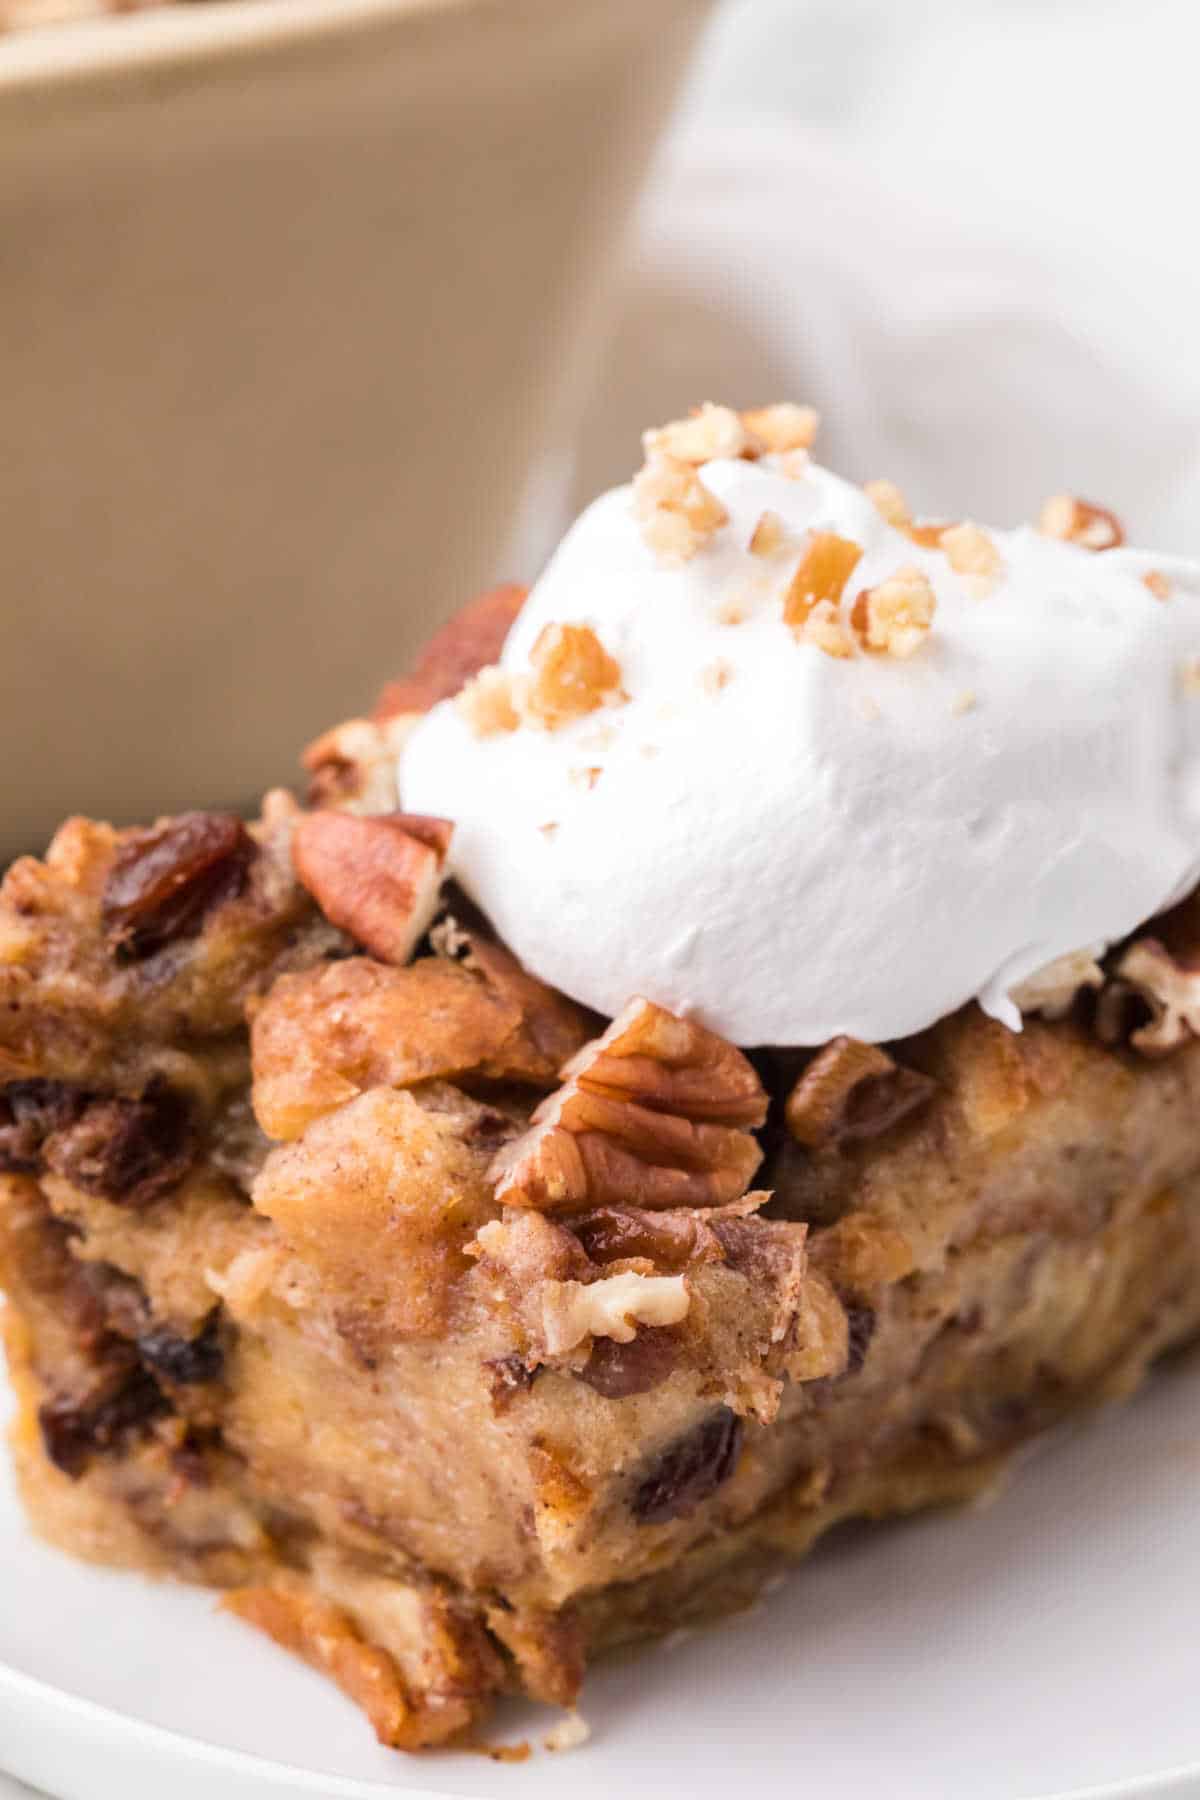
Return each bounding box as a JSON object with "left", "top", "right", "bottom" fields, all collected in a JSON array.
[{"left": 3, "top": 1362, "right": 1200, "bottom": 1800}]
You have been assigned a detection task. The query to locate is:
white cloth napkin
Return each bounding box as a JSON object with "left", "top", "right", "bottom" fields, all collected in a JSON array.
[{"left": 564, "top": 106, "right": 1200, "bottom": 560}]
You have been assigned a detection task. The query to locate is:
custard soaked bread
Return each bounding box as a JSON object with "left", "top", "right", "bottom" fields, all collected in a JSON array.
[{"left": 4, "top": 410, "right": 1200, "bottom": 1749}]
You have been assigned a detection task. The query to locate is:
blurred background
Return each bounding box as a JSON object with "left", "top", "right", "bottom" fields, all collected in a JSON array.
[
  {"left": 561, "top": 0, "right": 1200, "bottom": 555},
  {"left": 2, "top": 0, "right": 1198, "bottom": 852}
]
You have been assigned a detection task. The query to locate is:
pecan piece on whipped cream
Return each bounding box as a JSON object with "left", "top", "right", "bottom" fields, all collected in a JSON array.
[
  {"left": 1095, "top": 939, "right": 1200, "bottom": 1056},
  {"left": 490, "top": 997, "right": 767, "bottom": 1213},
  {"left": 1036, "top": 495, "right": 1125, "bottom": 551},
  {"left": 849, "top": 566, "right": 937, "bottom": 659},
  {"left": 642, "top": 403, "right": 762, "bottom": 466},
  {"left": 521, "top": 623, "right": 625, "bottom": 731},
  {"left": 785, "top": 1036, "right": 935, "bottom": 1151},
  {"left": 782, "top": 531, "right": 863, "bottom": 631},
  {"left": 633, "top": 455, "right": 729, "bottom": 565},
  {"left": 291, "top": 811, "right": 451, "bottom": 967}
]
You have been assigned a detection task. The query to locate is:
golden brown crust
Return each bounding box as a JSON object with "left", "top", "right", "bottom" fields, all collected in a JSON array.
[
  {"left": 251, "top": 1086, "right": 499, "bottom": 1343},
  {"left": 250, "top": 943, "right": 593, "bottom": 1142}
]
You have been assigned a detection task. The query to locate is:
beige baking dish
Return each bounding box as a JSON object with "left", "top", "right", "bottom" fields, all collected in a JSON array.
[{"left": 0, "top": 0, "right": 710, "bottom": 853}]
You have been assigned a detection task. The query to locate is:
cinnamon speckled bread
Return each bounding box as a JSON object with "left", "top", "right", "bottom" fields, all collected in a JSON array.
[{"left": 5, "top": 545, "right": 1200, "bottom": 1749}]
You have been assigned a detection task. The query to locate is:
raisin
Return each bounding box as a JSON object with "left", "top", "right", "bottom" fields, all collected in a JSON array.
[
  {"left": 577, "top": 1327, "right": 680, "bottom": 1400},
  {"left": 38, "top": 1366, "right": 168, "bottom": 1479},
  {"left": 43, "top": 1080, "right": 194, "bottom": 1207},
  {"left": 631, "top": 1407, "right": 743, "bottom": 1526},
  {"left": 0, "top": 1079, "right": 87, "bottom": 1173},
  {"left": 102, "top": 811, "right": 255, "bottom": 960},
  {"left": 843, "top": 1302, "right": 876, "bottom": 1376},
  {"left": 137, "top": 1311, "right": 224, "bottom": 1386}
]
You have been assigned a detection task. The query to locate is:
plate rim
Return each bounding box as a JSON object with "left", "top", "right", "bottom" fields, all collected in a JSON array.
[{"left": 3, "top": 1650, "right": 1200, "bottom": 1800}]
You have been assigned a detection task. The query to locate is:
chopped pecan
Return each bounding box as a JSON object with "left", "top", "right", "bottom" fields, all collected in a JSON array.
[
  {"left": 1095, "top": 939, "right": 1200, "bottom": 1056},
  {"left": 372, "top": 584, "right": 528, "bottom": 722},
  {"left": 1037, "top": 494, "right": 1124, "bottom": 550},
  {"left": 643, "top": 403, "right": 762, "bottom": 465},
  {"left": 541, "top": 1270, "right": 690, "bottom": 1354},
  {"left": 490, "top": 998, "right": 767, "bottom": 1213},
  {"left": 42, "top": 1081, "right": 195, "bottom": 1207},
  {"left": 749, "top": 510, "right": 787, "bottom": 556},
  {"left": 849, "top": 566, "right": 937, "bottom": 658},
  {"left": 940, "top": 521, "right": 1003, "bottom": 593},
  {"left": 520, "top": 623, "right": 625, "bottom": 730},
  {"left": 102, "top": 811, "right": 255, "bottom": 960},
  {"left": 291, "top": 810, "right": 452, "bottom": 965},
  {"left": 456, "top": 667, "right": 521, "bottom": 737},
  {"left": 741, "top": 402, "right": 819, "bottom": 454},
  {"left": 785, "top": 1037, "right": 935, "bottom": 1150},
  {"left": 631, "top": 1407, "right": 743, "bottom": 1525},
  {"left": 782, "top": 532, "right": 863, "bottom": 630},
  {"left": 864, "top": 479, "right": 912, "bottom": 529},
  {"left": 633, "top": 454, "right": 729, "bottom": 564},
  {"left": 799, "top": 600, "right": 856, "bottom": 660}
]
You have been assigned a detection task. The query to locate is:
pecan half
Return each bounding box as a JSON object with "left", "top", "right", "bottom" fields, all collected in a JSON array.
[
  {"left": 490, "top": 998, "right": 767, "bottom": 1213},
  {"left": 1095, "top": 938, "right": 1200, "bottom": 1056},
  {"left": 785, "top": 1037, "right": 935, "bottom": 1150},
  {"left": 291, "top": 811, "right": 452, "bottom": 966},
  {"left": 102, "top": 811, "right": 255, "bottom": 960},
  {"left": 371, "top": 584, "right": 528, "bottom": 722}
]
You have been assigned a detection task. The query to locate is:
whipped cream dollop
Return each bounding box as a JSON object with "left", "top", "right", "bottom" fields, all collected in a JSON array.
[{"left": 402, "top": 445, "right": 1200, "bottom": 1046}]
